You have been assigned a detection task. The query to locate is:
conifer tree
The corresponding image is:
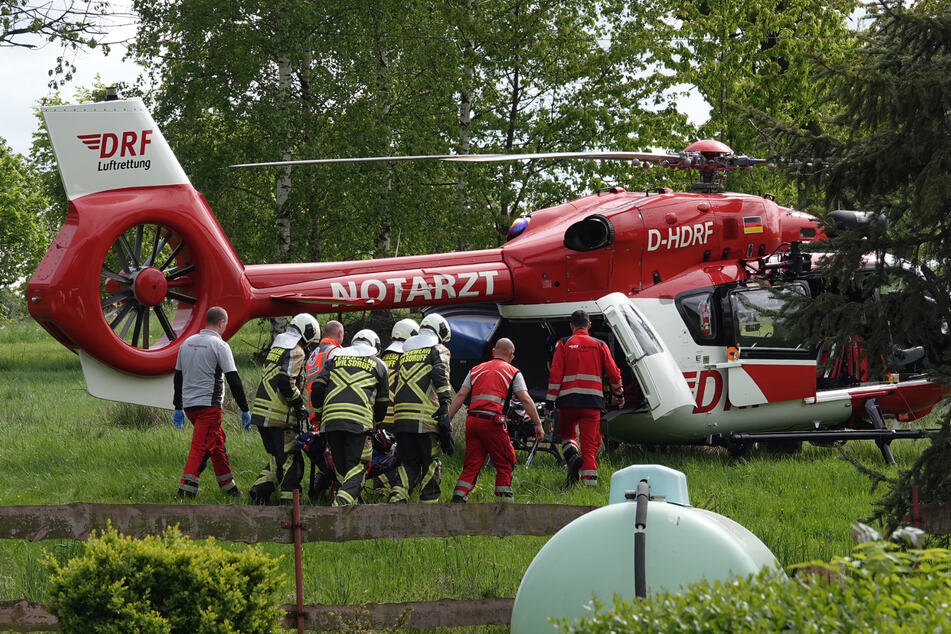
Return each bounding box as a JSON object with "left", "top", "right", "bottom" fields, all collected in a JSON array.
[
  {"left": 770, "top": 0, "right": 951, "bottom": 381},
  {"left": 771, "top": 0, "right": 951, "bottom": 536}
]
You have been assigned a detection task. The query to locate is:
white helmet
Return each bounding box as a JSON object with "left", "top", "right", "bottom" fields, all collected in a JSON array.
[
  {"left": 391, "top": 318, "right": 420, "bottom": 342},
  {"left": 420, "top": 313, "right": 451, "bottom": 343},
  {"left": 289, "top": 313, "right": 320, "bottom": 344},
  {"left": 352, "top": 328, "right": 381, "bottom": 354}
]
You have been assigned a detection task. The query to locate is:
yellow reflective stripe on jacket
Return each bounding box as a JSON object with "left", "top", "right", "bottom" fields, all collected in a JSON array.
[{"left": 252, "top": 345, "right": 304, "bottom": 427}]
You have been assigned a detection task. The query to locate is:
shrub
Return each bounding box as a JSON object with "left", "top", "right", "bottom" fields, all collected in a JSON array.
[
  {"left": 556, "top": 541, "right": 951, "bottom": 633},
  {"left": 44, "top": 525, "right": 284, "bottom": 634}
]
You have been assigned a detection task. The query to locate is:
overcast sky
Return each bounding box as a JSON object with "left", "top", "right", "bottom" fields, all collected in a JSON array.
[
  {"left": 1, "top": 15, "right": 711, "bottom": 158},
  {"left": 1, "top": 43, "right": 142, "bottom": 156}
]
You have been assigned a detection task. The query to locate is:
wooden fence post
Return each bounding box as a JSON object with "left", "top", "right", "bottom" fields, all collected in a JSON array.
[{"left": 282, "top": 489, "right": 307, "bottom": 634}]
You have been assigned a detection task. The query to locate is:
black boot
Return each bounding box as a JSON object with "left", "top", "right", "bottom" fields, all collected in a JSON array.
[{"left": 564, "top": 450, "right": 582, "bottom": 489}]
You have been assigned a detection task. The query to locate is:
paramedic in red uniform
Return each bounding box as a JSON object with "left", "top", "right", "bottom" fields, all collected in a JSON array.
[
  {"left": 546, "top": 309, "right": 624, "bottom": 488},
  {"left": 449, "top": 338, "right": 543, "bottom": 502},
  {"left": 172, "top": 306, "right": 250, "bottom": 498}
]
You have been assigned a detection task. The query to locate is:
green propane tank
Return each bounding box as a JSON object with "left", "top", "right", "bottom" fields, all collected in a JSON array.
[{"left": 511, "top": 465, "right": 779, "bottom": 632}]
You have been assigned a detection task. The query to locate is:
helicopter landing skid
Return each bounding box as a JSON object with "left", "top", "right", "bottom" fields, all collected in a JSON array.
[{"left": 719, "top": 427, "right": 942, "bottom": 465}]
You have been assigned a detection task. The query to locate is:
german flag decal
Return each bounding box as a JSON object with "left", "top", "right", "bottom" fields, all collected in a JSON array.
[{"left": 743, "top": 216, "right": 764, "bottom": 234}]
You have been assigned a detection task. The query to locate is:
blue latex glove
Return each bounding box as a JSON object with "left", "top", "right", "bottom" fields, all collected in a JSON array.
[
  {"left": 172, "top": 409, "right": 185, "bottom": 429},
  {"left": 241, "top": 410, "right": 252, "bottom": 431}
]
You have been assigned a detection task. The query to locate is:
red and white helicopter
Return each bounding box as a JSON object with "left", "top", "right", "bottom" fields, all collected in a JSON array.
[{"left": 28, "top": 97, "right": 945, "bottom": 463}]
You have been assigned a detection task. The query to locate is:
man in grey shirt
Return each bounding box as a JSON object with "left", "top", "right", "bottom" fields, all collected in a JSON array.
[{"left": 173, "top": 306, "right": 251, "bottom": 498}]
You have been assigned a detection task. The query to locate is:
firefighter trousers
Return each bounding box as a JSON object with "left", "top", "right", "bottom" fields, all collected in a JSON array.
[
  {"left": 557, "top": 407, "right": 602, "bottom": 487},
  {"left": 454, "top": 416, "right": 516, "bottom": 501},
  {"left": 326, "top": 430, "right": 372, "bottom": 506},
  {"left": 249, "top": 426, "right": 305, "bottom": 505},
  {"left": 179, "top": 407, "right": 238, "bottom": 497},
  {"left": 390, "top": 432, "right": 442, "bottom": 503}
]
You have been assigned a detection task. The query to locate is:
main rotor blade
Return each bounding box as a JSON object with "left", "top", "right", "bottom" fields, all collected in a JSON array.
[{"left": 230, "top": 151, "right": 679, "bottom": 169}]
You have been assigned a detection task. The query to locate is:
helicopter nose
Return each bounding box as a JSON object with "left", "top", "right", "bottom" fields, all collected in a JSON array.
[{"left": 780, "top": 210, "right": 824, "bottom": 243}]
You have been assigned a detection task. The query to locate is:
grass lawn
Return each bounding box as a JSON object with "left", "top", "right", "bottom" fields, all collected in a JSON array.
[{"left": 0, "top": 318, "right": 933, "bottom": 630}]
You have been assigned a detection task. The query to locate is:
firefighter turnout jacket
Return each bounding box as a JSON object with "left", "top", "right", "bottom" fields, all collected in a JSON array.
[
  {"left": 546, "top": 328, "right": 623, "bottom": 409},
  {"left": 393, "top": 331, "right": 452, "bottom": 434},
  {"left": 250, "top": 331, "right": 306, "bottom": 428},
  {"left": 311, "top": 342, "right": 389, "bottom": 433}
]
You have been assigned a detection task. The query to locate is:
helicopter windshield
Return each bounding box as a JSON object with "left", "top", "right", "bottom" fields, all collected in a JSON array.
[{"left": 729, "top": 285, "right": 806, "bottom": 349}]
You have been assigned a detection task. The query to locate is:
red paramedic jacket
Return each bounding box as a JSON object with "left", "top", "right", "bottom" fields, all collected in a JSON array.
[
  {"left": 306, "top": 337, "right": 341, "bottom": 423},
  {"left": 467, "top": 358, "right": 522, "bottom": 417},
  {"left": 546, "top": 328, "right": 623, "bottom": 409}
]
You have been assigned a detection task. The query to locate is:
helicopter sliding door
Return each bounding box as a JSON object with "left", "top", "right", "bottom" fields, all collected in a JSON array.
[
  {"left": 596, "top": 292, "right": 694, "bottom": 419},
  {"left": 724, "top": 285, "right": 816, "bottom": 406}
]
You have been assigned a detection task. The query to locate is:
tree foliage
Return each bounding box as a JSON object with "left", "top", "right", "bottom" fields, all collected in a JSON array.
[
  {"left": 649, "top": 0, "right": 860, "bottom": 206},
  {"left": 0, "top": 138, "right": 51, "bottom": 290},
  {"left": 765, "top": 1, "right": 951, "bottom": 379},
  {"left": 0, "top": 0, "right": 128, "bottom": 86},
  {"left": 127, "top": 0, "right": 693, "bottom": 266},
  {"left": 0, "top": 0, "right": 109, "bottom": 48},
  {"left": 756, "top": 1, "right": 951, "bottom": 528}
]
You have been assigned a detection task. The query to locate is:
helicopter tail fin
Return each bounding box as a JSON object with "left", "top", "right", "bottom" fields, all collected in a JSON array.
[{"left": 41, "top": 98, "right": 190, "bottom": 201}]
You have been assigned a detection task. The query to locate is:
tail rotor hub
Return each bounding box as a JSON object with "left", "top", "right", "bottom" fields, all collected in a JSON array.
[
  {"left": 99, "top": 223, "right": 198, "bottom": 351},
  {"left": 132, "top": 267, "right": 169, "bottom": 307}
]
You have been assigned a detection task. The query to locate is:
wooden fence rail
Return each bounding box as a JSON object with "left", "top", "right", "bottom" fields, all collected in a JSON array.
[
  {"left": 0, "top": 502, "right": 595, "bottom": 543},
  {"left": 918, "top": 504, "right": 951, "bottom": 535},
  {"left": 0, "top": 502, "right": 596, "bottom": 631},
  {"left": 0, "top": 598, "right": 515, "bottom": 633}
]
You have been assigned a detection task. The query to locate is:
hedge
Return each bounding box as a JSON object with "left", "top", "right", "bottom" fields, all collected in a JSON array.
[{"left": 556, "top": 541, "right": 951, "bottom": 633}]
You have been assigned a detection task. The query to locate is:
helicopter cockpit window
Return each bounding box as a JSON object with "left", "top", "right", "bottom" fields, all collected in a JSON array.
[
  {"left": 677, "top": 291, "right": 717, "bottom": 343},
  {"left": 729, "top": 285, "right": 806, "bottom": 349}
]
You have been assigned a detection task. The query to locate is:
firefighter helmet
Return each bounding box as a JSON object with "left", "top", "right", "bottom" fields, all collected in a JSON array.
[
  {"left": 352, "top": 328, "right": 381, "bottom": 354},
  {"left": 391, "top": 318, "right": 420, "bottom": 342},
  {"left": 372, "top": 427, "right": 396, "bottom": 454},
  {"left": 290, "top": 313, "right": 320, "bottom": 344},
  {"left": 420, "top": 313, "right": 451, "bottom": 343}
]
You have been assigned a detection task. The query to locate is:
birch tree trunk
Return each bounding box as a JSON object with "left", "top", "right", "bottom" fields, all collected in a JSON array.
[{"left": 270, "top": 56, "right": 293, "bottom": 342}]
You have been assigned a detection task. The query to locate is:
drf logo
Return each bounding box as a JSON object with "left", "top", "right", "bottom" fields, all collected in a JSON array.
[{"left": 77, "top": 130, "right": 153, "bottom": 158}]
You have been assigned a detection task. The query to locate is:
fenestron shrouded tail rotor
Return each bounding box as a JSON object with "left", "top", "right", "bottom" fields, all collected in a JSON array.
[
  {"left": 29, "top": 100, "right": 252, "bottom": 391},
  {"left": 99, "top": 223, "right": 197, "bottom": 351}
]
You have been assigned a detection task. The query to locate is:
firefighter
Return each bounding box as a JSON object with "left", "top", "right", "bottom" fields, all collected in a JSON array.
[
  {"left": 380, "top": 318, "right": 420, "bottom": 429},
  {"left": 248, "top": 313, "right": 320, "bottom": 505},
  {"left": 388, "top": 313, "right": 453, "bottom": 503},
  {"left": 449, "top": 338, "right": 543, "bottom": 502},
  {"left": 546, "top": 309, "right": 624, "bottom": 488},
  {"left": 172, "top": 306, "right": 250, "bottom": 498},
  {"left": 310, "top": 329, "right": 389, "bottom": 506}
]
